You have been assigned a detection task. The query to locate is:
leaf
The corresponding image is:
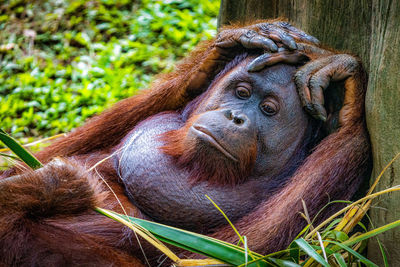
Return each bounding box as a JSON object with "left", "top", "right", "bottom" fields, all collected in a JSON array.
[
  {"left": 377, "top": 238, "right": 389, "bottom": 267},
  {"left": 96, "top": 208, "right": 268, "bottom": 267},
  {"left": 294, "top": 239, "right": 329, "bottom": 267},
  {"left": 288, "top": 241, "right": 300, "bottom": 263},
  {"left": 357, "top": 221, "right": 368, "bottom": 232},
  {"left": 333, "top": 253, "right": 347, "bottom": 267},
  {"left": 323, "top": 230, "right": 349, "bottom": 242},
  {"left": 268, "top": 258, "right": 301, "bottom": 267},
  {"left": 326, "top": 240, "right": 378, "bottom": 267},
  {"left": 321, "top": 218, "right": 342, "bottom": 235},
  {"left": 323, "top": 220, "right": 400, "bottom": 267},
  {"left": 0, "top": 129, "right": 42, "bottom": 169},
  {"left": 0, "top": 152, "right": 19, "bottom": 160},
  {"left": 340, "top": 219, "right": 400, "bottom": 248}
]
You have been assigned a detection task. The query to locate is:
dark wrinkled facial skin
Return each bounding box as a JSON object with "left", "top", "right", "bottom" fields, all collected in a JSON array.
[
  {"left": 115, "top": 60, "right": 313, "bottom": 232},
  {"left": 171, "top": 59, "right": 309, "bottom": 183}
]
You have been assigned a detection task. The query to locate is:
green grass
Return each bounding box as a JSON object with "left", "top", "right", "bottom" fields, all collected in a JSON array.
[
  {"left": 0, "top": 0, "right": 220, "bottom": 139},
  {"left": 2, "top": 126, "right": 398, "bottom": 267}
]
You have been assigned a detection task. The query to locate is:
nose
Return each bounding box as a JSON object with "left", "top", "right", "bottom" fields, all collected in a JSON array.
[{"left": 223, "top": 109, "right": 248, "bottom": 126}]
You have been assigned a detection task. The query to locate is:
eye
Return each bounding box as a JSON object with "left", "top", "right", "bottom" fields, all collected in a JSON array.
[
  {"left": 260, "top": 99, "right": 279, "bottom": 116},
  {"left": 235, "top": 85, "right": 251, "bottom": 99}
]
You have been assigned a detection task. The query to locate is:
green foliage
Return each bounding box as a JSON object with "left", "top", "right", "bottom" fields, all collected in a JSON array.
[
  {"left": 1, "top": 126, "right": 396, "bottom": 266},
  {"left": 98, "top": 205, "right": 399, "bottom": 266},
  {"left": 97, "top": 207, "right": 269, "bottom": 267},
  {"left": 0, "top": 0, "right": 219, "bottom": 138},
  {"left": 0, "top": 128, "right": 43, "bottom": 169}
]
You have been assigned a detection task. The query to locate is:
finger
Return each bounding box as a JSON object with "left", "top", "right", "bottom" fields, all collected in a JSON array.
[
  {"left": 238, "top": 30, "right": 278, "bottom": 51},
  {"left": 247, "top": 51, "right": 308, "bottom": 72},
  {"left": 215, "top": 38, "right": 239, "bottom": 48},
  {"left": 217, "top": 28, "right": 280, "bottom": 52},
  {"left": 308, "top": 55, "right": 359, "bottom": 122},
  {"left": 296, "top": 43, "right": 334, "bottom": 58},
  {"left": 266, "top": 25, "right": 297, "bottom": 50},
  {"left": 239, "top": 34, "right": 278, "bottom": 51},
  {"left": 215, "top": 29, "right": 245, "bottom": 48},
  {"left": 309, "top": 68, "right": 331, "bottom": 106},
  {"left": 247, "top": 53, "right": 273, "bottom": 72},
  {"left": 294, "top": 58, "right": 332, "bottom": 120},
  {"left": 310, "top": 104, "right": 327, "bottom": 122},
  {"left": 295, "top": 58, "right": 333, "bottom": 121},
  {"left": 272, "top": 21, "right": 320, "bottom": 45},
  {"left": 328, "top": 55, "right": 359, "bottom": 81},
  {"left": 308, "top": 69, "right": 331, "bottom": 121},
  {"left": 294, "top": 69, "right": 312, "bottom": 109}
]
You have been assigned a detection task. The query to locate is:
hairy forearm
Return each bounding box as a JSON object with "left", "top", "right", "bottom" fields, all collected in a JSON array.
[{"left": 212, "top": 121, "right": 370, "bottom": 253}]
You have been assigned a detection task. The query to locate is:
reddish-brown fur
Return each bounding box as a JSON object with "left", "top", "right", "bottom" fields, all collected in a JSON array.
[
  {"left": 0, "top": 28, "right": 244, "bottom": 266},
  {"left": 0, "top": 21, "right": 370, "bottom": 266},
  {"left": 208, "top": 66, "right": 370, "bottom": 251},
  {"left": 0, "top": 159, "right": 145, "bottom": 265},
  {"left": 161, "top": 113, "right": 258, "bottom": 185}
]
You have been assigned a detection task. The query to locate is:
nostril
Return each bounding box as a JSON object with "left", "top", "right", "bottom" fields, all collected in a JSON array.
[
  {"left": 233, "top": 117, "right": 244, "bottom": 125},
  {"left": 223, "top": 110, "right": 247, "bottom": 125},
  {"left": 224, "top": 110, "right": 233, "bottom": 120}
]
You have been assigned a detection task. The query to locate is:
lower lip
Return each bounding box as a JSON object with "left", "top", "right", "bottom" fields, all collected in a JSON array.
[{"left": 191, "top": 126, "right": 238, "bottom": 162}]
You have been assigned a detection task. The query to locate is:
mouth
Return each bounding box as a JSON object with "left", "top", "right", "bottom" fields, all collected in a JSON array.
[{"left": 191, "top": 125, "right": 238, "bottom": 162}]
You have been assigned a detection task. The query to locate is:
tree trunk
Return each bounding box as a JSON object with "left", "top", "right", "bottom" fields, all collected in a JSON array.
[
  {"left": 218, "top": 1, "right": 400, "bottom": 266},
  {"left": 365, "top": 1, "right": 400, "bottom": 264}
]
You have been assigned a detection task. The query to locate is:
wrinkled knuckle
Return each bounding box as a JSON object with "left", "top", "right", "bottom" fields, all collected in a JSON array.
[
  {"left": 308, "top": 76, "right": 317, "bottom": 87},
  {"left": 217, "top": 28, "right": 239, "bottom": 41},
  {"left": 294, "top": 78, "right": 306, "bottom": 88},
  {"left": 277, "top": 21, "right": 292, "bottom": 28},
  {"left": 346, "top": 56, "right": 359, "bottom": 69},
  {"left": 216, "top": 31, "right": 227, "bottom": 42},
  {"left": 335, "top": 54, "right": 359, "bottom": 73},
  {"left": 294, "top": 70, "right": 305, "bottom": 84},
  {"left": 244, "top": 29, "right": 257, "bottom": 38},
  {"left": 258, "top": 23, "right": 273, "bottom": 32},
  {"left": 337, "top": 54, "right": 358, "bottom": 65},
  {"left": 309, "top": 75, "right": 321, "bottom": 88},
  {"left": 238, "top": 35, "right": 251, "bottom": 47}
]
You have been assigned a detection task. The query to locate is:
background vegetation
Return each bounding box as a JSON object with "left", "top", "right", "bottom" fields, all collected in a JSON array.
[{"left": 0, "top": 0, "right": 219, "bottom": 140}]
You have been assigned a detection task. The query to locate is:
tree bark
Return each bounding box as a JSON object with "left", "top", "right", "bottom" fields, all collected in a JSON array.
[
  {"left": 365, "top": 1, "right": 400, "bottom": 264},
  {"left": 218, "top": 1, "right": 400, "bottom": 266},
  {"left": 218, "top": 0, "right": 372, "bottom": 68}
]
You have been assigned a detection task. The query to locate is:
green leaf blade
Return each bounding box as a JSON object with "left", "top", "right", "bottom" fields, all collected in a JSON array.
[
  {"left": 294, "top": 238, "right": 329, "bottom": 267},
  {"left": 333, "top": 253, "right": 347, "bottom": 267},
  {"left": 97, "top": 208, "right": 267, "bottom": 267},
  {"left": 0, "top": 129, "right": 42, "bottom": 169},
  {"left": 268, "top": 257, "right": 301, "bottom": 267},
  {"left": 327, "top": 240, "right": 378, "bottom": 267}
]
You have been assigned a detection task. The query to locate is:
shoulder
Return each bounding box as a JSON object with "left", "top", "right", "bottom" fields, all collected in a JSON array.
[{"left": 113, "top": 111, "right": 183, "bottom": 181}]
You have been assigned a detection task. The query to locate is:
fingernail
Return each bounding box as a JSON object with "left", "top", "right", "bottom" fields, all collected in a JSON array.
[
  {"left": 289, "top": 40, "right": 297, "bottom": 50},
  {"left": 247, "top": 56, "right": 269, "bottom": 72},
  {"left": 315, "top": 114, "right": 327, "bottom": 122},
  {"left": 270, "top": 43, "right": 278, "bottom": 52},
  {"left": 308, "top": 36, "right": 320, "bottom": 45},
  {"left": 313, "top": 104, "right": 327, "bottom": 121},
  {"left": 247, "top": 61, "right": 260, "bottom": 72}
]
